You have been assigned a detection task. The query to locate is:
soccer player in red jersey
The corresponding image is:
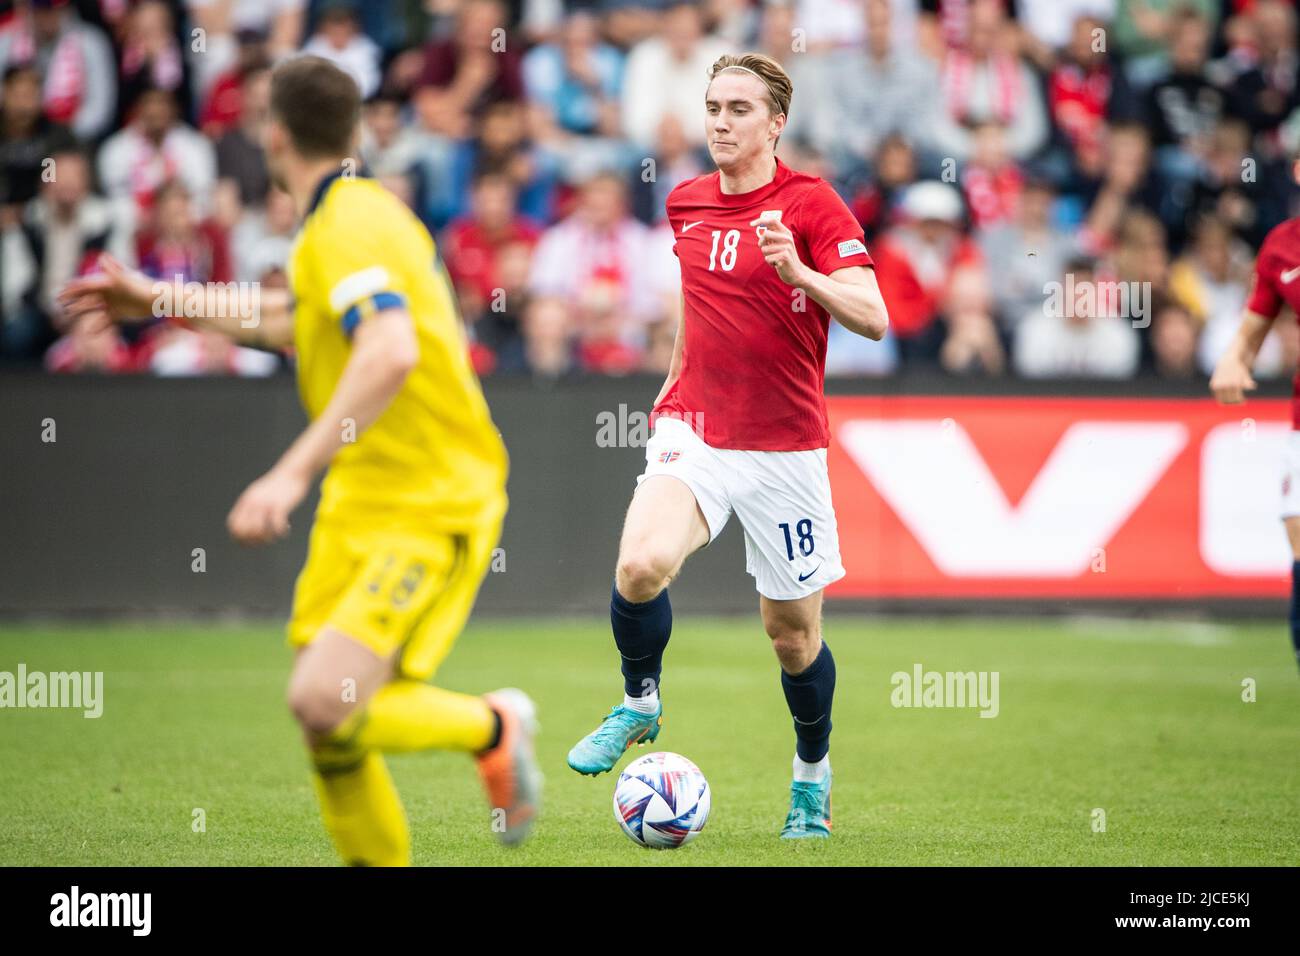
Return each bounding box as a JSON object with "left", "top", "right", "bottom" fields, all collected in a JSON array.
[
  {"left": 1211, "top": 203, "right": 1300, "bottom": 674},
  {"left": 567, "top": 53, "right": 890, "bottom": 838}
]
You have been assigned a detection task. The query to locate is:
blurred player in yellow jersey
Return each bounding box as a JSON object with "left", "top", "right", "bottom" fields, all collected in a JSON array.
[{"left": 60, "top": 57, "right": 541, "bottom": 864}]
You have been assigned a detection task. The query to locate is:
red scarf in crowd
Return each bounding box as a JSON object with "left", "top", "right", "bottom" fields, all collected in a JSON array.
[
  {"left": 128, "top": 133, "right": 179, "bottom": 214},
  {"left": 943, "top": 50, "right": 1023, "bottom": 125},
  {"left": 1049, "top": 61, "right": 1112, "bottom": 155},
  {"left": 8, "top": 20, "right": 85, "bottom": 125},
  {"left": 963, "top": 163, "right": 1024, "bottom": 228}
]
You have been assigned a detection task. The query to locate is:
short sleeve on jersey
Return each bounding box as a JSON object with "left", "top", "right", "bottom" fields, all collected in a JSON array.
[
  {"left": 327, "top": 266, "right": 406, "bottom": 336},
  {"left": 1246, "top": 264, "right": 1283, "bottom": 320},
  {"left": 313, "top": 190, "right": 409, "bottom": 336},
  {"left": 799, "top": 181, "right": 873, "bottom": 275},
  {"left": 667, "top": 185, "right": 682, "bottom": 259}
]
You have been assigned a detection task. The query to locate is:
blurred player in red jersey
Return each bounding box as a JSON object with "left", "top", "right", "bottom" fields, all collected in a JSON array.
[
  {"left": 567, "top": 53, "right": 890, "bottom": 838},
  {"left": 1210, "top": 158, "right": 1300, "bottom": 674}
]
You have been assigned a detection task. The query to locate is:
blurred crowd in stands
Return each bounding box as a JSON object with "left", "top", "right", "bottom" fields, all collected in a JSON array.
[{"left": 2, "top": 0, "right": 1299, "bottom": 380}]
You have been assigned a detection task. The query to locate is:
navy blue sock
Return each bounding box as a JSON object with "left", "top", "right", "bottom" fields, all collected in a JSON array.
[
  {"left": 781, "top": 641, "right": 835, "bottom": 763},
  {"left": 1290, "top": 562, "right": 1300, "bottom": 671},
  {"left": 611, "top": 583, "right": 671, "bottom": 699}
]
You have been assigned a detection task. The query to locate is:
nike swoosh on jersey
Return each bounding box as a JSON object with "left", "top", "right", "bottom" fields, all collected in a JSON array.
[
  {"left": 681, "top": 220, "right": 705, "bottom": 233},
  {"left": 1282, "top": 265, "right": 1300, "bottom": 284}
]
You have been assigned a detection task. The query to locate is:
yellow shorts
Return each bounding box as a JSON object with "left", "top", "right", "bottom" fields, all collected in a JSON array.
[{"left": 287, "top": 516, "right": 502, "bottom": 681}]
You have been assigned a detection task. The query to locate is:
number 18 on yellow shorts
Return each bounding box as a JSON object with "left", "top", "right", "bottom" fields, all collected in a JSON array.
[{"left": 287, "top": 517, "right": 502, "bottom": 681}]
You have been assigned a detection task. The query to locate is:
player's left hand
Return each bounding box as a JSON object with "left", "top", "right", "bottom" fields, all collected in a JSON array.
[
  {"left": 226, "top": 467, "right": 309, "bottom": 546},
  {"left": 750, "top": 215, "right": 809, "bottom": 287}
]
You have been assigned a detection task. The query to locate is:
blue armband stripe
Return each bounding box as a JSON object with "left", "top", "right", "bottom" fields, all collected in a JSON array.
[{"left": 340, "top": 291, "right": 406, "bottom": 336}]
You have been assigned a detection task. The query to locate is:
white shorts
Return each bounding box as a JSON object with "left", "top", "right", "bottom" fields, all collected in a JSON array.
[
  {"left": 636, "top": 417, "right": 846, "bottom": 600},
  {"left": 1282, "top": 431, "right": 1300, "bottom": 519}
]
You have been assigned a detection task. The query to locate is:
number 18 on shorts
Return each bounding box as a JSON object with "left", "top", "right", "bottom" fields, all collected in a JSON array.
[{"left": 639, "top": 417, "right": 845, "bottom": 600}]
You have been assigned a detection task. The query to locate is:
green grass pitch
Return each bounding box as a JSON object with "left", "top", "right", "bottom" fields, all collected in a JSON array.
[{"left": 1, "top": 615, "right": 1297, "bottom": 866}]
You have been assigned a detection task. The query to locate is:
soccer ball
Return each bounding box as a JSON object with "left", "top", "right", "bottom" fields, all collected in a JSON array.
[{"left": 613, "top": 751, "right": 711, "bottom": 849}]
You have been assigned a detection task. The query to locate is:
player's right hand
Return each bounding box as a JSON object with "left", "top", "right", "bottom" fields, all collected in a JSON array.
[
  {"left": 227, "top": 467, "right": 309, "bottom": 547},
  {"left": 56, "top": 254, "right": 160, "bottom": 332},
  {"left": 1209, "top": 358, "right": 1257, "bottom": 404}
]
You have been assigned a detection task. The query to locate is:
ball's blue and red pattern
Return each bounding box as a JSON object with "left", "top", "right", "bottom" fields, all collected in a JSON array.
[{"left": 613, "top": 751, "right": 711, "bottom": 849}]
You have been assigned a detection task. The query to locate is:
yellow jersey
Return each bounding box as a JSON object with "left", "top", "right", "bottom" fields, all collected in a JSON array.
[{"left": 286, "top": 172, "right": 507, "bottom": 532}]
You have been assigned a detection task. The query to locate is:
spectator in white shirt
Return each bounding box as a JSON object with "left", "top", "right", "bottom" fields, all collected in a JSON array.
[
  {"left": 620, "top": 2, "right": 734, "bottom": 150},
  {"left": 0, "top": 0, "right": 118, "bottom": 141},
  {"left": 1014, "top": 259, "right": 1141, "bottom": 378},
  {"left": 926, "top": 0, "right": 1049, "bottom": 162},
  {"left": 97, "top": 88, "right": 217, "bottom": 225},
  {"left": 525, "top": 171, "right": 665, "bottom": 375},
  {"left": 786, "top": 0, "right": 940, "bottom": 178},
  {"left": 302, "top": 1, "right": 381, "bottom": 100}
]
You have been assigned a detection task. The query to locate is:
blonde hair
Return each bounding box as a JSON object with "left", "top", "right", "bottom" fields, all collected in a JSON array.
[{"left": 706, "top": 53, "right": 793, "bottom": 146}]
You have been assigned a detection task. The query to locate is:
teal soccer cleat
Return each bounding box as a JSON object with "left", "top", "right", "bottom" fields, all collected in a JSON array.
[
  {"left": 567, "top": 703, "right": 662, "bottom": 776},
  {"left": 780, "top": 772, "right": 832, "bottom": 839}
]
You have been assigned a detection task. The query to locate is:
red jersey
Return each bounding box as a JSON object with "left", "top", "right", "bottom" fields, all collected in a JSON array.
[
  {"left": 655, "top": 156, "right": 874, "bottom": 451},
  {"left": 1245, "top": 217, "right": 1300, "bottom": 428}
]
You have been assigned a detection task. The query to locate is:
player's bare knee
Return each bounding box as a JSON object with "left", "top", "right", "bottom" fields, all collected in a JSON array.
[
  {"left": 287, "top": 679, "right": 350, "bottom": 737},
  {"left": 616, "top": 549, "right": 674, "bottom": 602},
  {"left": 766, "top": 622, "right": 820, "bottom": 671}
]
